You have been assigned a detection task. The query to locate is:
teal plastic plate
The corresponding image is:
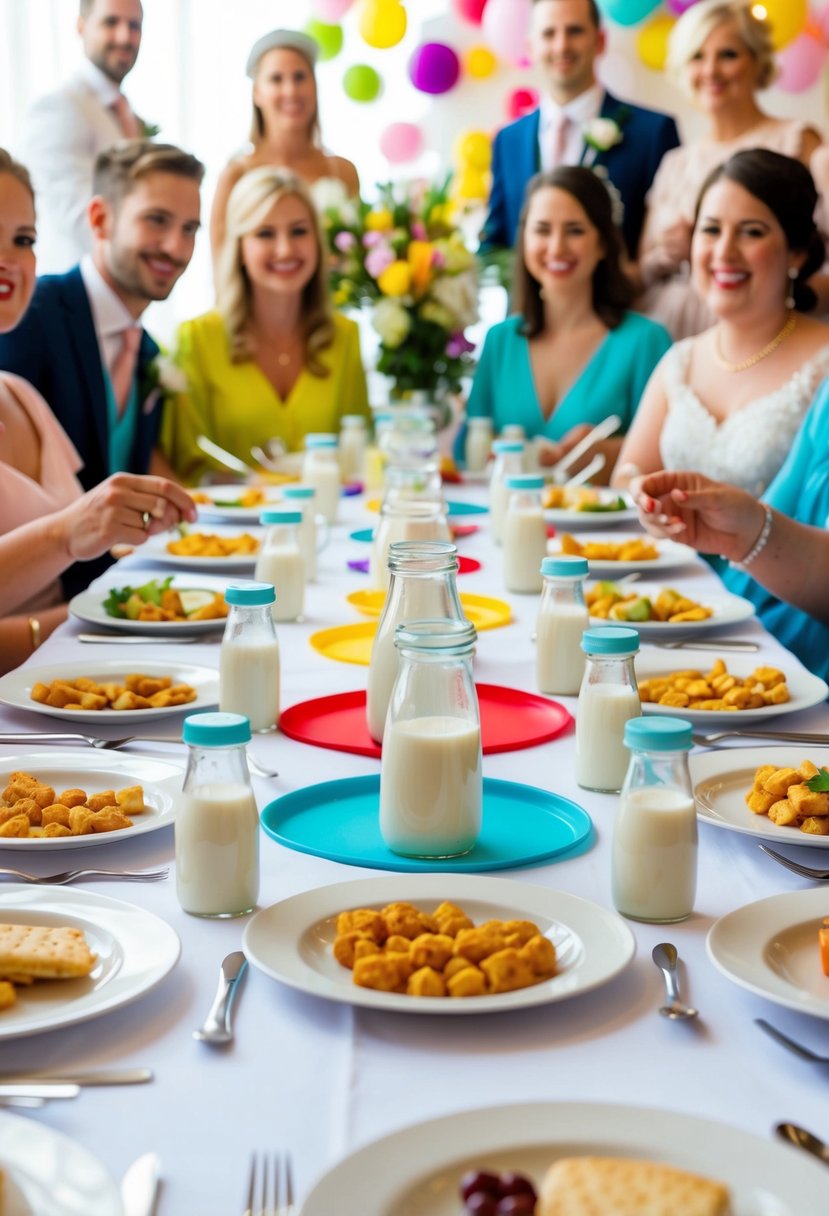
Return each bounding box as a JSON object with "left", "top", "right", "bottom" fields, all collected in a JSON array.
[
  {"left": 260, "top": 775, "right": 593, "bottom": 872},
  {"left": 445, "top": 500, "right": 488, "bottom": 516}
]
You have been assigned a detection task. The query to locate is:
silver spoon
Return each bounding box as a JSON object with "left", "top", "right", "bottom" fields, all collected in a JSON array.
[
  {"left": 651, "top": 942, "right": 699, "bottom": 1020},
  {"left": 776, "top": 1122, "right": 829, "bottom": 1168},
  {"left": 193, "top": 951, "right": 247, "bottom": 1045}
]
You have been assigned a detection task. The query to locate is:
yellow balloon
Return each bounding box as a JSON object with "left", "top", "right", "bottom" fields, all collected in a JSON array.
[
  {"left": 464, "top": 44, "right": 497, "bottom": 80},
  {"left": 754, "top": 0, "right": 807, "bottom": 50},
  {"left": 636, "top": 14, "right": 675, "bottom": 72},
  {"left": 456, "top": 130, "right": 492, "bottom": 171},
  {"left": 359, "top": 0, "right": 407, "bottom": 50},
  {"left": 454, "top": 166, "right": 489, "bottom": 202}
]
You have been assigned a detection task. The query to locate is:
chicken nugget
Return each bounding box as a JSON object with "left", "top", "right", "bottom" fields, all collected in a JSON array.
[
  {"left": 406, "top": 966, "right": 447, "bottom": 998},
  {"left": 381, "top": 902, "right": 437, "bottom": 939},
  {"left": 9, "top": 798, "right": 40, "bottom": 826},
  {"left": 480, "top": 948, "right": 536, "bottom": 993},
  {"left": 111, "top": 691, "right": 151, "bottom": 711},
  {"left": 519, "top": 934, "right": 558, "bottom": 978},
  {"left": 91, "top": 809, "right": 133, "bottom": 833},
  {"left": 85, "top": 791, "right": 116, "bottom": 813},
  {"left": 126, "top": 675, "right": 171, "bottom": 697},
  {"left": 447, "top": 966, "right": 488, "bottom": 998},
  {"left": 745, "top": 788, "right": 776, "bottom": 815},
  {"left": 57, "top": 788, "right": 89, "bottom": 809},
  {"left": 801, "top": 816, "right": 829, "bottom": 836},
  {"left": 752, "top": 666, "right": 786, "bottom": 689},
  {"left": 432, "top": 900, "right": 474, "bottom": 938},
  {"left": 353, "top": 954, "right": 410, "bottom": 992},
  {"left": 0, "top": 806, "right": 26, "bottom": 826},
  {"left": 41, "top": 805, "right": 71, "bottom": 828},
  {"left": 29, "top": 682, "right": 51, "bottom": 704},
  {"left": 42, "top": 822, "right": 72, "bottom": 838},
  {"left": 499, "top": 919, "right": 541, "bottom": 946},
  {"left": 767, "top": 799, "right": 801, "bottom": 828},
  {"left": 763, "top": 768, "right": 804, "bottom": 798},
  {"left": 409, "top": 933, "right": 455, "bottom": 971},
  {"left": 333, "top": 931, "right": 375, "bottom": 969},
  {"left": 69, "top": 807, "right": 97, "bottom": 835},
  {"left": 28, "top": 785, "right": 56, "bottom": 809},
  {"left": 336, "top": 908, "right": 387, "bottom": 943},
  {"left": 0, "top": 815, "right": 29, "bottom": 838},
  {"left": 798, "top": 761, "right": 820, "bottom": 780},
  {"left": 788, "top": 785, "right": 829, "bottom": 818},
  {"left": 454, "top": 925, "right": 507, "bottom": 963}
]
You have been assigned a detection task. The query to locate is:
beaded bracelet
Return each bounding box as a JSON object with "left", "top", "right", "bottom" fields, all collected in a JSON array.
[
  {"left": 730, "top": 505, "right": 773, "bottom": 572},
  {"left": 27, "top": 616, "right": 41, "bottom": 651}
]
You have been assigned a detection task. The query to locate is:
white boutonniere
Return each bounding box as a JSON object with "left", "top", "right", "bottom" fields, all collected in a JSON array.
[
  {"left": 150, "top": 354, "right": 189, "bottom": 394},
  {"left": 582, "top": 115, "right": 626, "bottom": 168}
]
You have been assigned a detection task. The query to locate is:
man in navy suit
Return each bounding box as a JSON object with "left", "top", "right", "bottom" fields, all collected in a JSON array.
[{"left": 481, "top": 0, "right": 680, "bottom": 259}]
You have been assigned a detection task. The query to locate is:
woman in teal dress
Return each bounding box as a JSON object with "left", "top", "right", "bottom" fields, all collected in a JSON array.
[{"left": 458, "top": 167, "right": 671, "bottom": 476}]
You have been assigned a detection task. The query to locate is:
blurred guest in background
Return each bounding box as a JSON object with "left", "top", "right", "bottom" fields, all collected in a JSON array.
[
  {"left": 637, "top": 0, "right": 822, "bottom": 338},
  {"left": 21, "top": 0, "right": 147, "bottom": 274},
  {"left": 162, "top": 166, "right": 368, "bottom": 485},
  {"left": 210, "top": 29, "right": 359, "bottom": 265},
  {"left": 616, "top": 150, "right": 829, "bottom": 498},
  {"left": 459, "top": 167, "right": 670, "bottom": 477}
]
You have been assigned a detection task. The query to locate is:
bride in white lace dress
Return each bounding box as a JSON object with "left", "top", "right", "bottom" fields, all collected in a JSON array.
[{"left": 614, "top": 150, "right": 829, "bottom": 497}]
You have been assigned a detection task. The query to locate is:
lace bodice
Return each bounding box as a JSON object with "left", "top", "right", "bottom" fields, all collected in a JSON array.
[{"left": 659, "top": 339, "right": 829, "bottom": 495}]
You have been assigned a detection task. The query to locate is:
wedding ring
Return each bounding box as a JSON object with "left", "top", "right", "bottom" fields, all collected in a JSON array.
[{"left": 141, "top": 510, "right": 152, "bottom": 530}]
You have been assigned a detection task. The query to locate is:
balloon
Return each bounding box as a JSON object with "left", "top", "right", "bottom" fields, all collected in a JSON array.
[
  {"left": 454, "top": 166, "right": 489, "bottom": 201},
  {"left": 314, "top": 0, "right": 353, "bottom": 20},
  {"left": 636, "top": 13, "right": 675, "bottom": 71},
  {"left": 482, "top": 0, "right": 531, "bottom": 62},
  {"left": 776, "top": 31, "right": 828, "bottom": 92},
  {"left": 409, "top": 42, "right": 461, "bottom": 94},
  {"left": 343, "top": 63, "right": 382, "bottom": 101},
  {"left": 379, "top": 121, "right": 424, "bottom": 163},
  {"left": 305, "top": 19, "right": 344, "bottom": 61},
  {"left": 506, "top": 86, "right": 539, "bottom": 122},
  {"left": 596, "top": 0, "right": 661, "bottom": 26},
  {"left": 758, "top": 0, "right": 808, "bottom": 50},
  {"left": 453, "top": 0, "right": 488, "bottom": 23},
  {"left": 456, "top": 130, "right": 492, "bottom": 171},
  {"left": 664, "top": 0, "right": 697, "bottom": 13},
  {"left": 465, "top": 44, "right": 497, "bottom": 79},
  {"left": 359, "top": 0, "right": 407, "bottom": 50}
]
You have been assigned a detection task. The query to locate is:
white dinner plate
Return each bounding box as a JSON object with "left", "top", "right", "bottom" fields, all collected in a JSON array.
[
  {"left": 139, "top": 524, "right": 263, "bottom": 570},
  {"left": 707, "top": 888, "right": 829, "bottom": 1021},
  {"left": 0, "top": 1110, "right": 122, "bottom": 1215},
  {"left": 0, "top": 750, "right": 183, "bottom": 851},
  {"left": 692, "top": 745, "right": 829, "bottom": 850},
  {"left": 0, "top": 884, "right": 180, "bottom": 1040},
  {"left": 243, "top": 874, "right": 635, "bottom": 1016},
  {"left": 636, "top": 653, "right": 828, "bottom": 725},
  {"left": 592, "top": 585, "right": 755, "bottom": 638},
  {"left": 69, "top": 572, "right": 229, "bottom": 636},
  {"left": 545, "top": 489, "right": 638, "bottom": 530},
  {"left": 300, "top": 1100, "right": 827, "bottom": 1216},
  {"left": 0, "top": 659, "right": 220, "bottom": 724},
  {"left": 192, "top": 483, "right": 285, "bottom": 523},
  {"left": 547, "top": 535, "right": 697, "bottom": 576}
]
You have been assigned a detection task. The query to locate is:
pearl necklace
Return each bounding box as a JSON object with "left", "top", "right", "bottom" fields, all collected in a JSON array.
[{"left": 714, "top": 314, "right": 797, "bottom": 373}]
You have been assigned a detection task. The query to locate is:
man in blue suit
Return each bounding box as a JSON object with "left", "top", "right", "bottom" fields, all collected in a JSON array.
[{"left": 481, "top": 0, "right": 680, "bottom": 259}]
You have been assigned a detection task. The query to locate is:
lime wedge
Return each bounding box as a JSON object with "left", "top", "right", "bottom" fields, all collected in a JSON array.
[{"left": 178, "top": 589, "right": 216, "bottom": 615}]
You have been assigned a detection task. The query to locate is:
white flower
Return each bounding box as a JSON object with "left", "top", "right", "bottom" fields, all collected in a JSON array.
[
  {"left": 311, "top": 177, "right": 358, "bottom": 225},
  {"left": 372, "top": 298, "right": 411, "bottom": 348},
  {"left": 153, "top": 354, "right": 188, "bottom": 394},
  {"left": 429, "top": 270, "right": 479, "bottom": 330},
  {"left": 583, "top": 117, "right": 624, "bottom": 152}
]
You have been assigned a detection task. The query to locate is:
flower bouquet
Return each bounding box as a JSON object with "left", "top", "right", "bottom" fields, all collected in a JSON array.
[{"left": 319, "top": 177, "right": 478, "bottom": 403}]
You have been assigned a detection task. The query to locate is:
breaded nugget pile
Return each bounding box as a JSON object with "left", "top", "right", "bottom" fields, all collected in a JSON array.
[
  {"left": 588, "top": 585, "right": 712, "bottom": 624},
  {"left": 128, "top": 588, "right": 227, "bottom": 623},
  {"left": 333, "top": 900, "right": 557, "bottom": 999},
  {"left": 639, "top": 659, "right": 789, "bottom": 712},
  {"left": 0, "top": 770, "right": 145, "bottom": 839},
  {"left": 560, "top": 534, "right": 658, "bottom": 562},
  {"left": 166, "top": 531, "right": 259, "bottom": 557},
  {"left": 746, "top": 759, "right": 829, "bottom": 836},
  {"left": 31, "top": 672, "right": 197, "bottom": 712}
]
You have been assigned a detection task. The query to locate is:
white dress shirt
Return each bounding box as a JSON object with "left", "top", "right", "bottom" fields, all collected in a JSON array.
[
  {"left": 538, "top": 84, "right": 604, "bottom": 171},
  {"left": 79, "top": 255, "right": 141, "bottom": 383}
]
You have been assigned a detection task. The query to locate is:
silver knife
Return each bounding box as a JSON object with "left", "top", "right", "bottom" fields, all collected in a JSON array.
[
  {"left": 121, "top": 1152, "right": 161, "bottom": 1216},
  {"left": 652, "top": 639, "right": 760, "bottom": 652},
  {"left": 0, "top": 1083, "right": 79, "bottom": 1100},
  {"left": 0, "top": 1068, "right": 152, "bottom": 1086},
  {"left": 193, "top": 951, "right": 247, "bottom": 1044},
  {"left": 77, "top": 633, "right": 199, "bottom": 644}
]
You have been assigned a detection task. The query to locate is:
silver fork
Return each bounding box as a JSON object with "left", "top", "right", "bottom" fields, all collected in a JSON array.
[
  {"left": 0, "top": 733, "right": 278, "bottom": 779},
  {"left": 244, "top": 1152, "right": 294, "bottom": 1216},
  {"left": 0, "top": 867, "right": 168, "bottom": 885},
  {"left": 757, "top": 844, "right": 829, "bottom": 881},
  {"left": 755, "top": 1018, "right": 829, "bottom": 1062}
]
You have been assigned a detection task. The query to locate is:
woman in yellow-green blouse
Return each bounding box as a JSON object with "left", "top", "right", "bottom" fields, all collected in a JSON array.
[{"left": 161, "top": 166, "right": 369, "bottom": 485}]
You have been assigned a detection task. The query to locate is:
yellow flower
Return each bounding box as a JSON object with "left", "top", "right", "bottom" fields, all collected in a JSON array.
[
  {"left": 365, "top": 208, "right": 394, "bottom": 232},
  {"left": 333, "top": 286, "right": 350, "bottom": 307},
  {"left": 428, "top": 203, "right": 450, "bottom": 226},
  {"left": 407, "top": 240, "right": 434, "bottom": 297},
  {"left": 378, "top": 260, "right": 412, "bottom": 297}
]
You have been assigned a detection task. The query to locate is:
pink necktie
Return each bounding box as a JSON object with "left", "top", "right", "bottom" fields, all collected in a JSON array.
[
  {"left": 112, "top": 93, "right": 141, "bottom": 139},
  {"left": 551, "top": 113, "right": 571, "bottom": 167},
  {"left": 111, "top": 326, "right": 141, "bottom": 416}
]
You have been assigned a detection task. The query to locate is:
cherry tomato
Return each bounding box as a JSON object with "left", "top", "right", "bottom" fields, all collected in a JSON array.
[
  {"left": 498, "top": 1173, "right": 537, "bottom": 1200},
  {"left": 460, "top": 1171, "right": 501, "bottom": 1201},
  {"left": 495, "top": 1196, "right": 536, "bottom": 1216}
]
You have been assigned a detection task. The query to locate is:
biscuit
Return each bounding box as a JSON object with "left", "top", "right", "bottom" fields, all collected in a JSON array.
[
  {"left": 0, "top": 924, "right": 97, "bottom": 979},
  {"left": 538, "top": 1156, "right": 731, "bottom": 1216}
]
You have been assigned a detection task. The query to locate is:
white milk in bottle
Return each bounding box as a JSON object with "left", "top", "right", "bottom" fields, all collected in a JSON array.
[
  {"left": 575, "top": 626, "right": 640, "bottom": 792},
  {"left": 465, "top": 416, "right": 493, "bottom": 474},
  {"left": 302, "top": 433, "right": 340, "bottom": 522},
  {"left": 219, "top": 582, "right": 280, "bottom": 732},
  {"left": 502, "top": 474, "right": 547, "bottom": 594},
  {"left": 488, "top": 439, "right": 524, "bottom": 545},
  {"left": 255, "top": 510, "right": 305, "bottom": 621},
  {"left": 282, "top": 484, "right": 324, "bottom": 581},
  {"left": 369, "top": 500, "right": 451, "bottom": 589},
  {"left": 536, "top": 556, "right": 589, "bottom": 695}
]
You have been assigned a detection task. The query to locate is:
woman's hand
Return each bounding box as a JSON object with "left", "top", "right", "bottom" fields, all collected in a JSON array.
[
  {"left": 632, "top": 470, "right": 767, "bottom": 562},
  {"left": 59, "top": 473, "right": 197, "bottom": 562},
  {"left": 535, "top": 424, "right": 592, "bottom": 469}
]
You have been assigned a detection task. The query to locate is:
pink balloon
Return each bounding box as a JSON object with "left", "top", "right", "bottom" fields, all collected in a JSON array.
[
  {"left": 453, "top": 0, "right": 488, "bottom": 22},
  {"left": 664, "top": 0, "right": 698, "bottom": 14},
  {"left": 379, "top": 122, "right": 425, "bottom": 164},
  {"left": 482, "top": 0, "right": 531, "bottom": 63},
  {"left": 314, "top": 0, "right": 353, "bottom": 20},
  {"left": 506, "top": 86, "right": 539, "bottom": 121},
  {"left": 776, "top": 32, "right": 828, "bottom": 93},
  {"left": 409, "top": 43, "right": 462, "bottom": 94}
]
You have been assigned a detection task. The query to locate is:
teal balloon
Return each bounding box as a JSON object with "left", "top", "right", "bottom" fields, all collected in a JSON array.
[
  {"left": 343, "top": 63, "right": 382, "bottom": 102},
  {"left": 597, "top": 0, "right": 661, "bottom": 25},
  {"left": 305, "top": 18, "right": 344, "bottom": 62}
]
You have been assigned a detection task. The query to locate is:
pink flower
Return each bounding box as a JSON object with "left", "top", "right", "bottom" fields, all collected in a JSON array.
[
  {"left": 363, "top": 231, "right": 383, "bottom": 249},
  {"left": 411, "top": 221, "right": 428, "bottom": 241},
  {"left": 446, "top": 332, "right": 475, "bottom": 359},
  {"left": 431, "top": 249, "right": 446, "bottom": 269},
  {"left": 334, "top": 231, "right": 357, "bottom": 252},
  {"left": 365, "top": 245, "right": 396, "bottom": 279}
]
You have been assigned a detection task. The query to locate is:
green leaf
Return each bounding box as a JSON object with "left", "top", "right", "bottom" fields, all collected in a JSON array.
[{"left": 806, "top": 770, "right": 829, "bottom": 793}]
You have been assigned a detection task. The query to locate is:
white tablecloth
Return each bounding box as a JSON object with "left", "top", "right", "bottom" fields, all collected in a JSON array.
[{"left": 0, "top": 486, "right": 827, "bottom": 1214}]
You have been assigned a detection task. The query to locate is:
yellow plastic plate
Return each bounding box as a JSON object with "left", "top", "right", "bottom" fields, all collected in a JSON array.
[
  {"left": 308, "top": 622, "right": 376, "bottom": 666},
  {"left": 346, "top": 590, "right": 511, "bottom": 631}
]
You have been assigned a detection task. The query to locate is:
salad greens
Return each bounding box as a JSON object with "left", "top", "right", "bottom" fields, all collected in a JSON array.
[{"left": 103, "top": 576, "right": 175, "bottom": 620}]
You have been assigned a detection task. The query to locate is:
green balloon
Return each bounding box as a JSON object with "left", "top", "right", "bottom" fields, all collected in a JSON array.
[
  {"left": 343, "top": 63, "right": 382, "bottom": 102},
  {"left": 305, "top": 18, "right": 343, "bottom": 62}
]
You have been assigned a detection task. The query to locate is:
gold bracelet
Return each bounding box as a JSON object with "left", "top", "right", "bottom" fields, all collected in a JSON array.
[{"left": 28, "top": 617, "right": 42, "bottom": 651}]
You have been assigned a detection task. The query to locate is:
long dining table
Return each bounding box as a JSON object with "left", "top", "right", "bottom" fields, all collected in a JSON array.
[{"left": 0, "top": 477, "right": 827, "bottom": 1214}]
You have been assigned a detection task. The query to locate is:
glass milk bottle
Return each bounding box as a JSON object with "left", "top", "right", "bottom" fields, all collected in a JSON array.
[
  {"left": 536, "top": 556, "right": 589, "bottom": 695},
  {"left": 465, "top": 417, "right": 493, "bottom": 474},
  {"left": 175, "top": 712, "right": 259, "bottom": 918},
  {"left": 220, "top": 582, "right": 280, "bottom": 733},
  {"left": 502, "top": 474, "right": 548, "bottom": 594},
  {"left": 366, "top": 540, "right": 464, "bottom": 743},
  {"left": 281, "top": 485, "right": 327, "bottom": 582},
  {"left": 575, "top": 626, "right": 640, "bottom": 793},
  {"left": 255, "top": 510, "right": 305, "bottom": 621},
  {"left": 364, "top": 412, "right": 393, "bottom": 493},
  {"left": 339, "top": 414, "right": 367, "bottom": 484},
  {"left": 302, "top": 433, "right": 340, "bottom": 522},
  {"left": 489, "top": 439, "right": 525, "bottom": 545},
  {"left": 612, "top": 717, "right": 697, "bottom": 923},
  {"left": 380, "top": 619, "right": 482, "bottom": 858},
  {"left": 370, "top": 499, "right": 452, "bottom": 590}
]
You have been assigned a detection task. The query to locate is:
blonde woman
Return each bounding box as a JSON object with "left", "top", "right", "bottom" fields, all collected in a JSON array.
[
  {"left": 637, "top": 0, "right": 822, "bottom": 338},
  {"left": 210, "top": 29, "right": 359, "bottom": 264},
  {"left": 161, "top": 166, "right": 369, "bottom": 484}
]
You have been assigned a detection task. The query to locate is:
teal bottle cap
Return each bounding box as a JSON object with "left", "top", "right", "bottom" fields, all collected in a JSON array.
[
  {"left": 541, "top": 556, "right": 589, "bottom": 577},
  {"left": 259, "top": 510, "right": 302, "bottom": 525},
  {"left": 624, "top": 715, "right": 693, "bottom": 752},
  {"left": 505, "top": 474, "right": 544, "bottom": 490},
  {"left": 282, "top": 485, "right": 315, "bottom": 499},
  {"left": 580, "top": 625, "right": 639, "bottom": 655},
  {"left": 225, "top": 581, "right": 275, "bottom": 606},
  {"left": 183, "top": 712, "right": 251, "bottom": 747}
]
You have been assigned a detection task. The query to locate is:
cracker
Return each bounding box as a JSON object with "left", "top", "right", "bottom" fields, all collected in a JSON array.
[
  {"left": 538, "top": 1157, "right": 731, "bottom": 1216},
  {"left": 0, "top": 924, "right": 97, "bottom": 979}
]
